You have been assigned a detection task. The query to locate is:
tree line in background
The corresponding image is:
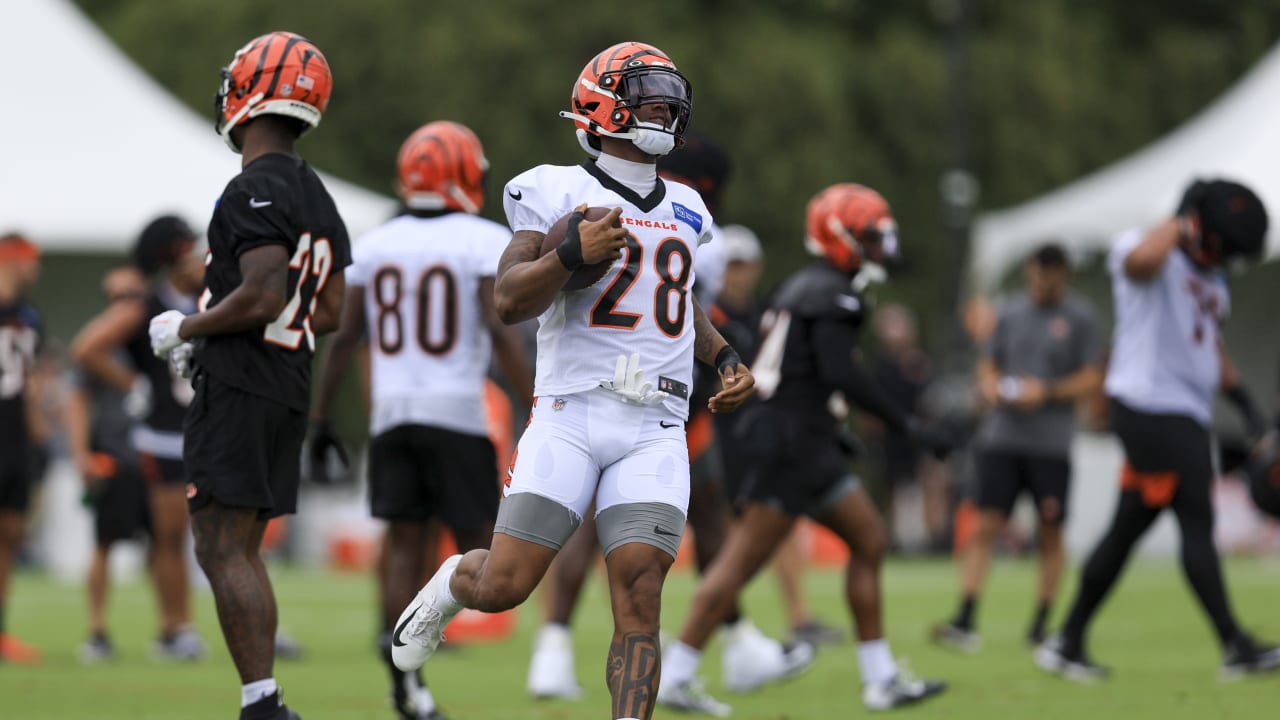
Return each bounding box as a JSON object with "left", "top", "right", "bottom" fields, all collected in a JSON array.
[{"left": 76, "top": 0, "right": 1280, "bottom": 345}]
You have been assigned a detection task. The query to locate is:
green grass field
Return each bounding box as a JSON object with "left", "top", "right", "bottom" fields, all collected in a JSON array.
[{"left": 1, "top": 557, "right": 1277, "bottom": 719}]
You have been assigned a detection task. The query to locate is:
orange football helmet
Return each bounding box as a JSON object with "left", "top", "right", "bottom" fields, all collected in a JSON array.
[
  {"left": 559, "top": 41, "right": 692, "bottom": 157},
  {"left": 214, "top": 31, "right": 332, "bottom": 152},
  {"left": 805, "top": 183, "right": 899, "bottom": 274},
  {"left": 396, "top": 121, "right": 489, "bottom": 214}
]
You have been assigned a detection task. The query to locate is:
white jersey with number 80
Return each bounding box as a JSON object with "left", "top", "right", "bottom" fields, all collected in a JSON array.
[
  {"left": 504, "top": 163, "right": 714, "bottom": 420},
  {"left": 348, "top": 213, "right": 508, "bottom": 437}
]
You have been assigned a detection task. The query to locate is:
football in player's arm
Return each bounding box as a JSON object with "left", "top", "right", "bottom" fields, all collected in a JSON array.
[{"left": 390, "top": 41, "right": 751, "bottom": 720}]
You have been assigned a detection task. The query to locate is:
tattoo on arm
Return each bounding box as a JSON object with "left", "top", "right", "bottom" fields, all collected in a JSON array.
[
  {"left": 691, "top": 296, "right": 727, "bottom": 366},
  {"left": 607, "top": 632, "right": 661, "bottom": 720},
  {"left": 496, "top": 231, "right": 544, "bottom": 279}
]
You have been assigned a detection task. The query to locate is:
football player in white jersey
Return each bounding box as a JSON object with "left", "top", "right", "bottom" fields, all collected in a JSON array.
[
  {"left": 311, "top": 121, "right": 532, "bottom": 720},
  {"left": 525, "top": 133, "right": 812, "bottom": 702},
  {"left": 390, "top": 42, "right": 754, "bottom": 720},
  {"left": 1038, "top": 179, "right": 1280, "bottom": 681}
]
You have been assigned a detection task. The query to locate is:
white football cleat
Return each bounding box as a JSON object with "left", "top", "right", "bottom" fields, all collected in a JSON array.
[
  {"left": 721, "top": 619, "right": 815, "bottom": 693},
  {"left": 863, "top": 671, "right": 947, "bottom": 710},
  {"left": 527, "top": 624, "right": 583, "bottom": 699},
  {"left": 657, "top": 677, "right": 732, "bottom": 717},
  {"left": 391, "top": 554, "right": 463, "bottom": 672}
]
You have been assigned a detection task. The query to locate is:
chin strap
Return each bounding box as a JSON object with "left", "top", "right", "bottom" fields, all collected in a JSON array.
[{"left": 559, "top": 111, "right": 677, "bottom": 156}]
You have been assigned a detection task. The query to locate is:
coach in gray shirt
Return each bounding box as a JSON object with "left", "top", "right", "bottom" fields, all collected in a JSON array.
[{"left": 933, "top": 243, "right": 1104, "bottom": 652}]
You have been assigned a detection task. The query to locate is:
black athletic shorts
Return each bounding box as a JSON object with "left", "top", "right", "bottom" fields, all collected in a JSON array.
[
  {"left": 0, "top": 451, "right": 31, "bottom": 512},
  {"left": 183, "top": 371, "right": 306, "bottom": 519},
  {"left": 974, "top": 449, "right": 1072, "bottom": 523},
  {"left": 368, "top": 424, "right": 498, "bottom": 530},
  {"left": 1110, "top": 398, "right": 1211, "bottom": 508},
  {"left": 735, "top": 408, "right": 859, "bottom": 518},
  {"left": 93, "top": 462, "right": 151, "bottom": 544},
  {"left": 138, "top": 452, "right": 185, "bottom": 487}
]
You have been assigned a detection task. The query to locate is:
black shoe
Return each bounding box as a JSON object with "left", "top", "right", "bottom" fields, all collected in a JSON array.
[
  {"left": 1221, "top": 633, "right": 1280, "bottom": 680},
  {"left": 391, "top": 669, "right": 450, "bottom": 720},
  {"left": 1034, "top": 634, "right": 1109, "bottom": 683},
  {"left": 240, "top": 692, "right": 299, "bottom": 720}
]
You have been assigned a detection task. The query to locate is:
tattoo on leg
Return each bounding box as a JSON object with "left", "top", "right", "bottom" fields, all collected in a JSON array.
[{"left": 607, "top": 632, "right": 661, "bottom": 720}]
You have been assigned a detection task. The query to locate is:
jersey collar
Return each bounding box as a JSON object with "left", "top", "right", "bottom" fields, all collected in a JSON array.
[{"left": 580, "top": 159, "right": 667, "bottom": 213}]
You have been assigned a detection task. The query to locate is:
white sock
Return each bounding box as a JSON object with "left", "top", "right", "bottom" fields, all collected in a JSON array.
[
  {"left": 241, "top": 678, "right": 278, "bottom": 708},
  {"left": 538, "top": 622, "right": 572, "bottom": 648},
  {"left": 438, "top": 562, "right": 462, "bottom": 612},
  {"left": 664, "top": 641, "right": 702, "bottom": 686},
  {"left": 856, "top": 640, "right": 898, "bottom": 686}
]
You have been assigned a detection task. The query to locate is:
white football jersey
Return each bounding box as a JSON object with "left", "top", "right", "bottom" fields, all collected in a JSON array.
[
  {"left": 504, "top": 162, "right": 714, "bottom": 419},
  {"left": 1104, "top": 228, "right": 1229, "bottom": 425},
  {"left": 347, "top": 213, "right": 508, "bottom": 436}
]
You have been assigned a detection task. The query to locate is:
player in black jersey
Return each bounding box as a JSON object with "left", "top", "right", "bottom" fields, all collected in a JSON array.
[
  {"left": 659, "top": 184, "right": 951, "bottom": 714},
  {"left": 147, "top": 33, "right": 348, "bottom": 720},
  {"left": 72, "top": 216, "right": 207, "bottom": 661},
  {"left": 66, "top": 265, "right": 152, "bottom": 662},
  {"left": 0, "top": 232, "right": 42, "bottom": 664}
]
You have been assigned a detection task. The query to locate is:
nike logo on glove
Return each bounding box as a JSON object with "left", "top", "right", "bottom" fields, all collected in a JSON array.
[
  {"left": 507, "top": 189, "right": 523, "bottom": 201},
  {"left": 249, "top": 198, "right": 272, "bottom": 208},
  {"left": 392, "top": 603, "right": 421, "bottom": 647},
  {"left": 654, "top": 526, "right": 680, "bottom": 537}
]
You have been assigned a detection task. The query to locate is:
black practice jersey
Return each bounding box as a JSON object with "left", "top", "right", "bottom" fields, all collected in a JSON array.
[
  {"left": 752, "top": 262, "right": 868, "bottom": 432},
  {"left": 125, "top": 289, "right": 196, "bottom": 434},
  {"left": 0, "top": 299, "right": 42, "bottom": 453},
  {"left": 195, "top": 153, "right": 351, "bottom": 412}
]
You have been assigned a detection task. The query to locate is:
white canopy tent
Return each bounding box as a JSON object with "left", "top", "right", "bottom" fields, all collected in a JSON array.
[
  {"left": 0, "top": 0, "right": 396, "bottom": 251},
  {"left": 970, "top": 43, "right": 1280, "bottom": 291}
]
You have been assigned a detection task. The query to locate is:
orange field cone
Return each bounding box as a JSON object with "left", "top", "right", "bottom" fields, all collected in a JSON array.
[{"left": 0, "top": 633, "right": 42, "bottom": 665}]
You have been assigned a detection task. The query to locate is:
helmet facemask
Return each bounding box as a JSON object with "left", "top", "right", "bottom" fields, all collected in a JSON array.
[{"left": 563, "top": 63, "right": 693, "bottom": 158}]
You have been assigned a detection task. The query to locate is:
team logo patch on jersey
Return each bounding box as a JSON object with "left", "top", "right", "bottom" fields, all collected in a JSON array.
[
  {"left": 552, "top": 397, "right": 567, "bottom": 411},
  {"left": 671, "top": 202, "right": 703, "bottom": 234}
]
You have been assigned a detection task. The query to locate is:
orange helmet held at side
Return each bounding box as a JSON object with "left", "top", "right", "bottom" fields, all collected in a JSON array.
[
  {"left": 214, "top": 31, "right": 333, "bottom": 152},
  {"left": 396, "top": 121, "right": 489, "bottom": 214},
  {"left": 559, "top": 41, "right": 693, "bottom": 158},
  {"left": 805, "top": 183, "right": 899, "bottom": 274}
]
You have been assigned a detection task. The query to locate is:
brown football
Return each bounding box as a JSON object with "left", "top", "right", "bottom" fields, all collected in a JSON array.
[{"left": 541, "top": 206, "right": 621, "bottom": 291}]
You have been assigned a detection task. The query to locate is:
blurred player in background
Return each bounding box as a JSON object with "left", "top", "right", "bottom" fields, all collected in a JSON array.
[
  {"left": 391, "top": 42, "right": 754, "bottom": 720},
  {"left": 0, "top": 232, "right": 42, "bottom": 664},
  {"left": 312, "top": 120, "right": 532, "bottom": 720},
  {"left": 933, "top": 243, "right": 1103, "bottom": 652},
  {"left": 1038, "top": 179, "right": 1280, "bottom": 681},
  {"left": 148, "top": 33, "right": 349, "bottom": 720},
  {"left": 658, "top": 184, "right": 950, "bottom": 715},
  {"left": 72, "top": 216, "right": 207, "bottom": 661},
  {"left": 65, "top": 265, "right": 153, "bottom": 662},
  {"left": 525, "top": 133, "right": 809, "bottom": 701}
]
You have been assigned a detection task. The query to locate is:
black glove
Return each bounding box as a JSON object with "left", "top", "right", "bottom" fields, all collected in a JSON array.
[
  {"left": 907, "top": 416, "right": 955, "bottom": 460},
  {"left": 308, "top": 420, "right": 350, "bottom": 485}
]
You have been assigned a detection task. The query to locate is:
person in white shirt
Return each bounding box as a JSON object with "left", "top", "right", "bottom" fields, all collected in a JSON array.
[
  {"left": 1037, "top": 179, "right": 1280, "bottom": 681},
  {"left": 389, "top": 42, "right": 754, "bottom": 720},
  {"left": 311, "top": 121, "right": 532, "bottom": 720}
]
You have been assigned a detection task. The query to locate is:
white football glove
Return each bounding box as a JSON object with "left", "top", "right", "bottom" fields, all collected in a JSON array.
[
  {"left": 599, "top": 352, "right": 669, "bottom": 406},
  {"left": 123, "top": 375, "right": 152, "bottom": 420},
  {"left": 169, "top": 342, "right": 196, "bottom": 380},
  {"left": 149, "top": 310, "right": 187, "bottom": 358}
]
